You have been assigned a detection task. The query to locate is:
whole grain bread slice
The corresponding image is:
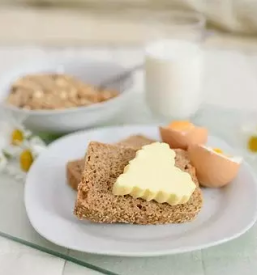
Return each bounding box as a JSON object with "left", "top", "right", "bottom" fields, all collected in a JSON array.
[
  {"left": 74, "top": 142, "right": 203, "bottom": 225},
  {"left": 66, "top": 135, "right": 155, "bottom": 190},
  {"left": 116, "top": 135, "right": 156, "bottom": 149}
]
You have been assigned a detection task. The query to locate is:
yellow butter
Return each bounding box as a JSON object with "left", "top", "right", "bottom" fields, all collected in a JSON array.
[{"left": 113, "top": 142, "right": 196, "bottom": 205}]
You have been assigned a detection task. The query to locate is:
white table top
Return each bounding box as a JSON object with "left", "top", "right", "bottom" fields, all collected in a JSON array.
[{"left": 1, "top": 46, "right": 257, "bottom": 275}]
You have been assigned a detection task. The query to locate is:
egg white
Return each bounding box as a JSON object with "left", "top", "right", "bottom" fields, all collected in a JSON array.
[{"left": 202, "top": 145, "right": 242, "bottom": 164}]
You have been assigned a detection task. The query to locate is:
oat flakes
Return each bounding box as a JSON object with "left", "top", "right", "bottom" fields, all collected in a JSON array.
[{"left": 6, "top": 73, "right": 119, "bottom": 110}]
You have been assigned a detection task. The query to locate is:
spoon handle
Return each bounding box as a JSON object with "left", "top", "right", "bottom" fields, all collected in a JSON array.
[{"left": 99, "top": 63, "right": 143, "bottom": 90}]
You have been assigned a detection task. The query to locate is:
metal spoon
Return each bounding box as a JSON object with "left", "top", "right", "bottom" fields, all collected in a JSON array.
[{"left": 98, "top": 63, "right": 143, "bottom": 90}]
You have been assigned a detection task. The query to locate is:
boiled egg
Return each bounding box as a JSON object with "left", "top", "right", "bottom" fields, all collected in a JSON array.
[
  {"left": 159, "top": 121, "right": 208, "bottom": 150},
  {"left": 188, "top": 144, "right": 242, "bottom": 188}
]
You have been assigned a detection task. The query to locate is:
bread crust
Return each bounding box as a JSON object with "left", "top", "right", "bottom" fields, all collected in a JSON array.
[{"left": 74, "top": 142, "right": 203, "bottom": 225}]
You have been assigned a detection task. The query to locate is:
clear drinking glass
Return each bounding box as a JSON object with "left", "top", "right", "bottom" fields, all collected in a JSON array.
[{"left": 143, "top": 11, "right": 206, "bottom": 121}]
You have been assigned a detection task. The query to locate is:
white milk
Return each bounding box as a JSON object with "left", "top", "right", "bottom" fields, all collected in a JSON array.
[{"left": 145, "top": 39, "right": 204, "bottom": 119}]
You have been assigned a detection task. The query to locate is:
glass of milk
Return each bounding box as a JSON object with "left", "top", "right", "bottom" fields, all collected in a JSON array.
[{"left": 144, "top": 12, "right": 205, "bottom": 120}]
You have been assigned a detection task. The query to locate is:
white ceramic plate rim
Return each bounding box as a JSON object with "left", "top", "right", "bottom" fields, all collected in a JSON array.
[{"left": 24, "top": 125, "right": 257, "bottom": 257}]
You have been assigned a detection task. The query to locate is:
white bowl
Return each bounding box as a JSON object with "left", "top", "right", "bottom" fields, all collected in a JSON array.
[{"left": 0, "top": 58, "right": 134, "bottom": 134}]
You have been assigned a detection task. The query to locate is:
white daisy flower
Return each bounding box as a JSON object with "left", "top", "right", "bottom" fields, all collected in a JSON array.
[
  {"left": 27, "top": 136, "right": 46, "bottom": 157},
  {"left": 234, "top": 121, "right": 257, "bottom": 169},
  {"left": 18, "top": 139, "right": 46, "bottom": 172},
  {"left": 0, "top": 111, "right": 46, "bottom": 177},
  {"left": 0, "top": 152, "right": 8, "bottom": 171},
  {"left": 0, "top": 115, "right": 31, "bottom": 157},
  {"left": 5, "top": 163, "right": 26, "bottom": 181},
  {"left": 239, "top": 123, "right": 257, "bottom": 155}
]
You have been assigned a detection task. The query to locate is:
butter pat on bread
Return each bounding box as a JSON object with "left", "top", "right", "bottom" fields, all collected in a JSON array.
[{"left": 113, "top": 142, "right": 196, "bottom": 205}]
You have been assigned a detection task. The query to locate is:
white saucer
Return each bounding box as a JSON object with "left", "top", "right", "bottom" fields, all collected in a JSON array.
[{"left": 24, "top": 125, "right": 257, "bottom": 257}]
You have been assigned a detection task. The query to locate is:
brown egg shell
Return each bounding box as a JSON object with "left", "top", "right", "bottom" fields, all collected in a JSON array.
[
  {"left": 159, "top": 126, "right": 208, "bottom": 150},
  {"left": 188, "top": 144, "right": 240, "bottom": 188}
]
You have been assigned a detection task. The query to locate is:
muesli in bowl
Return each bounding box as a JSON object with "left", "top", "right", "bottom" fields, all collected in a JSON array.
[{"left": 0, "top": 58, "right": 133, "bottom": 133}]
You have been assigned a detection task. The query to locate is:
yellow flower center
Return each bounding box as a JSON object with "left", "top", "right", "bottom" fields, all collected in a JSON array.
[
  {"left": 11, "top": 129, "right": 24, "bottom": 145},
  {"left": 20, "top": 150, "right": 33, "bottom": 172},
  {"left": 248, "top": 136, "right": 257, "bottom": 152}
]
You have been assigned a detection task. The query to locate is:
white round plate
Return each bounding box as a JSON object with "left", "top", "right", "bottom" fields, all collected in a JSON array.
[{"left": 25, "top": 125, "right": 257, "bottom": 257}]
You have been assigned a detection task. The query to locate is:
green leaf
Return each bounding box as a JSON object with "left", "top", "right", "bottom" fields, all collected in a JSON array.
[
  {"left": 35, "top": 132, "right": 64, "bottom": 144},
  {"left": 2, "top": 150, "right": 12, "bottom": 159}
]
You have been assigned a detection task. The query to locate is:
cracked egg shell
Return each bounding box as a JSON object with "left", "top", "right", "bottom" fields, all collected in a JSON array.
[
  {"left": 159, "top": 121, "right": 208, "bottom": 150},
  {"left": 188, "top": 144, "right": 241, "bottom": 188}
]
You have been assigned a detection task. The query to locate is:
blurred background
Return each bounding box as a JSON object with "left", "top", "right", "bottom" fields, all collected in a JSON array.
[{"left": 0, "top": 0, "right": 257, "bottom": 48}]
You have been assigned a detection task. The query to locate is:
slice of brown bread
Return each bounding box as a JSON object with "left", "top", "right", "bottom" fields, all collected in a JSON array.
[
  {"left": 116, "top": 135, "right": 156, "bottom": 149},
  {"left": 74, "top": 142, "right": 203, "bottom": 225},
  {"left": 66, "top": 135, "right": 155, "bottom": 190}
]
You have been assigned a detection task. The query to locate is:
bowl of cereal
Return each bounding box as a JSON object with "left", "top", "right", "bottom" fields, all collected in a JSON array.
[{"left": 0, "top": 58, "right": 134, "bottom": 133}]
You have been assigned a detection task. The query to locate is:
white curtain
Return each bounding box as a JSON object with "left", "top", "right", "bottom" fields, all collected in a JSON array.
[{"left": 2, "top": 0, "right": 257, "bottom": 34}]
